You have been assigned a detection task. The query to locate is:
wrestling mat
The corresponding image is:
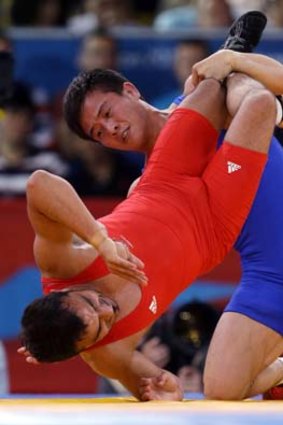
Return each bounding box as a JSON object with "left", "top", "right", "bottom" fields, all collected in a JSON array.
[{"left": 0, "top": 395, "right": 283, "bottom": 425}]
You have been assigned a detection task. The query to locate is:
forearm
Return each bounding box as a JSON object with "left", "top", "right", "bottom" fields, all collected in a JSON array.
[
  {"left": 231, "top": 52, "right": 283, "bottom": 94},
  {"left": 118, "top": 353, "right": 184, "bottom": 401},
  {"left": 117, "top": 350, "right": 164, "bottom": 399},
  {"left": 82, "top": 348, "right": 182, "bottom": 401},
  {"left": 27, "top": 170, "right": 106, "bottom": 246}
]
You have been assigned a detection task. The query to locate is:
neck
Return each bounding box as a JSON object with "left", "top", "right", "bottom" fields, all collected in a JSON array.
[{"left": 142, "top": 101, "right": 170, "bottom": 155}]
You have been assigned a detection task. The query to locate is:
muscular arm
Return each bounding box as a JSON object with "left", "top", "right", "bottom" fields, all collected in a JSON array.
[
  {"left": 27, "top": 170, "right": 147, "bottom": 283},
  {"left": 231, "top": 52, "right": 283, "bottom": 94},
  {"left": 192, "top": 50, "right": 283, "bottom": 95},
  {"left": 81, "top": 341, "right": 183, "bottom": 401},
  {"left": 27, "top": 170, "right": 105, "bottom": 245}
]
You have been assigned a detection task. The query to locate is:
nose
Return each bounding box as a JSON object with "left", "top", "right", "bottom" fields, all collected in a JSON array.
[
  {"left": 105, "top": 120, "right": 118, "bottom": 136},
  {"left": 98, "top": 303, "right": 114, "bottom": 321}
]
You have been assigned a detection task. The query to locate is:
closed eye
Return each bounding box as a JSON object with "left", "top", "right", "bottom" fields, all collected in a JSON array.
[
  {"left": 80, "top": 294, "right": 97, "bottom": 311},
  {"left": 96, "top": 129, "right": 103, "bottom": 140},
  {"left": 79, "top": 295, "right": 101, "bottom": 342}
]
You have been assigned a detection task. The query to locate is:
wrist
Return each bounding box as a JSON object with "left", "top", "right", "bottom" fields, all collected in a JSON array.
[
  {"left": 230, "top": 51, "right": 241, "bottom": 72},
  {"left": 89, "top": 227, "right": 108, "bottom": 249}
]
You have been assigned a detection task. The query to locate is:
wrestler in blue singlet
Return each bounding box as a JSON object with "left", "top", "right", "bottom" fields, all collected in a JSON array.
[{"left": 174, "top": 94, "right": 283, "bottom": 335}]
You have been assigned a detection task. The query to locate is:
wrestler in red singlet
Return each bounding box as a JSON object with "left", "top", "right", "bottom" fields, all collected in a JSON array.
[{"left": 42, "top": 108, "right": 267, "bottom": 349}]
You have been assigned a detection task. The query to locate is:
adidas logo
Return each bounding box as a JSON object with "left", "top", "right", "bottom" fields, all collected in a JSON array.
[
  {"left": 149, "top": 296, "right": 157, "bottom": 314},
  {"left": 227, "top": 161, "right": 241, "bottom": 174}
]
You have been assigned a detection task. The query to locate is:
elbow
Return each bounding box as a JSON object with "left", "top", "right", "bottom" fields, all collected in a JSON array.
[
  {"left": 27, "top": 170, "right": 51, "bottom": 192},
  {"left": 26, "top": 170, "right": 53, "bottom": 201}
]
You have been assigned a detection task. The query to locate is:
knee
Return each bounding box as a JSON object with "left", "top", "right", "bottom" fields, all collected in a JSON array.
[
  {"left": 198, "top": 78, "right": 224, "bottom": 97},
  {"left": 246, "top": 89, "right": 276, "bottom": 120},
  {"left": 191, "top": 78, "right": 226, "bottom": 129}
]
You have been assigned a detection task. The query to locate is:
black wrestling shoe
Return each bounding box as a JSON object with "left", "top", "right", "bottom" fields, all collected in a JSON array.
[{"left": 222, "top": 11, "right": 267, "bottom": 53}]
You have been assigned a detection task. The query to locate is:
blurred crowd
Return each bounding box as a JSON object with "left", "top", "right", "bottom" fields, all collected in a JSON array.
[
  {"left": 0, "top": 0, "right": 282, "bottom": 31},
  {"left": 0, "top": 0, "right": 282, "bottom": 198},
  {"left": 0, "top": 27, "right": 143, "bottom": 198}
]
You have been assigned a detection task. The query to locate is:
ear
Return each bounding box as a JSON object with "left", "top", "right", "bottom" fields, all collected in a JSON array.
[{"left": 122, "top": 81, "right": 141, "bottom": 99}]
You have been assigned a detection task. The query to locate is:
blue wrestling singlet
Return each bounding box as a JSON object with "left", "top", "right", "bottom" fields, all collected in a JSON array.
[
  {"left": 174, "top": 95, "right": 283, "bottom": 335},
  {"left": 223, "top": 135, "right": 283, "bottom": 335}
]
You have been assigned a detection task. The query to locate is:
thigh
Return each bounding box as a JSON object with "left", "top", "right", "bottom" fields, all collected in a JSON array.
[
  {"left": 145, "top": 108, "right": 218, "bottom": 178},
  {"left": 202, "top": 142, "right": 267, "bottom": 248},
  {"left": 203, "top": 311, "right": 283, "bottom": 400}
]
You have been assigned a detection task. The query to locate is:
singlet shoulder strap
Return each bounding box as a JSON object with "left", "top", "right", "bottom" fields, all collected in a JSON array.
[{"left": 42, "top": 256, "right": 109, "bottom": 294}]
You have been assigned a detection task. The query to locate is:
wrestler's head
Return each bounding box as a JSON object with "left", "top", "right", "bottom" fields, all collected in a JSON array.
[
  {"left": 21, "top": 287, "right": 119, "bottom": 362},
  {"left": 64, "top": 68, "right": 157, "bottom": 153}
]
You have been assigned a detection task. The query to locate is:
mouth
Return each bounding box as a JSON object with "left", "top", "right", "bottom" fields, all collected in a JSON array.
[{"left": 121, "top": 127, "right": 129, "bottom": 142}]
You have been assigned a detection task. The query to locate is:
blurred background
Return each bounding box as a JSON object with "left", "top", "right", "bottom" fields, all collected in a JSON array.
[{"left": 0, "top": 0, "right": 282, "bottom": 396}]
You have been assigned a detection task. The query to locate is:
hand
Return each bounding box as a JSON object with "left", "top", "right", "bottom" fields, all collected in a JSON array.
[
  {"left": 191, "top": 50, "right": 235, "bottom": 87},
  {"left": 98, "top": 236, "right": 148, "bottom": 287},
  {"left": 17, "top": 346, "right": 39, "bottom": 365},
  {"left": 139, "top": 370, "right": 183, "bottom": 401},
  {"left": 140, "top": 337, "right": 170, "bottom": 368},
  {"left": 183, "top": 75, "right": 197, "bottom": 96}
]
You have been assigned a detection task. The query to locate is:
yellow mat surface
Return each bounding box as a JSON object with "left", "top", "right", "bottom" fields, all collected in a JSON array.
[{"left": 0, "top": 397, "right": 282, "bottom": 425}]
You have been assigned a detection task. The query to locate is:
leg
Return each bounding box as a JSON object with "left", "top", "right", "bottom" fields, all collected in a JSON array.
[
  {"left": 201, "top": 77, "right": 275, "bottom": 264},
  {"left": 206, "top": 271, "right": 283, "bottom": 400},
  {"left": 144, "top": 79, "right": 227, "bottom": 179},
  {"left": 250, "top": 358, "right": 283, "bottom": 397},
  {"left": 203, "top": 312, "right": 283, "bottom": 399},
  {"left": 180, "top": 78, "right": 227, "bottom": 132},
  {"left": 225, "top": 73, "right": 276, "bottom": 153},
  {"left": 201, "top": 82, "right": 278, "bottom": 397}
]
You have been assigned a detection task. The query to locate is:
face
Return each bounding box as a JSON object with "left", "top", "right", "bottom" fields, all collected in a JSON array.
[
  {"left": 62, "top": 288, "right": 119, "bottom": 350},
  {"left": 78, "top": 36, "right": 116, "bottom": 71},
  {"left": 80, "top": 82, "right": 150, "bottom": 152},
  {"left": 36, "top": 0, "right": 61, "bottom": 26}
]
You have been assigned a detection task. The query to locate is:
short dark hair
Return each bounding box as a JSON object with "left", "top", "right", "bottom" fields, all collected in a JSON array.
[
  {"left": 21, "top": 292, "right": 87, "bottom": 362},
  {"left": 63, "top": 68, "right": 129, "bottom": 142}
]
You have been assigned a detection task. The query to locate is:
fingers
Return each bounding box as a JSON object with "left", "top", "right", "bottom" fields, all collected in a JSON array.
[
  {"left": 191, "top": 67, "right": 201, "bottom": 87},
  {"left": 140, "top": 390, "right": 153, "bottom": 401},
  {"left": 156, "top": 372, "right": 167, "bottom": 387},
  {"left": 183, "top": 75, "right": 196, "bottom": 96},
  {"left": 101, "top": 237, "right": 148, "bottom": 285},
  {"left": 17, "top": 346, "right": 32, "bottom": 356},
  {"left": 139, "top": 378, "right": 154, "bottom": 401},
  {"left": 26, "top": 356, "right": 40, "bottom": 365},
  {"left": 119, "top": 235, "right": 133, "bottom": 249},
  {"left": 115, "top": 241, "right": 145, "bottom": 269},
  {"left": 129, "top": 253, "right": 144, "bottom": 269},
  {"left": 17, "top": 347, "right": 39, "bottom": 365},
  {"left": 108, "top": 260, "right": 148, "bottom": 286},
  {"left": 140, "top": 375, "right": 164, "bottom": 388}
]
